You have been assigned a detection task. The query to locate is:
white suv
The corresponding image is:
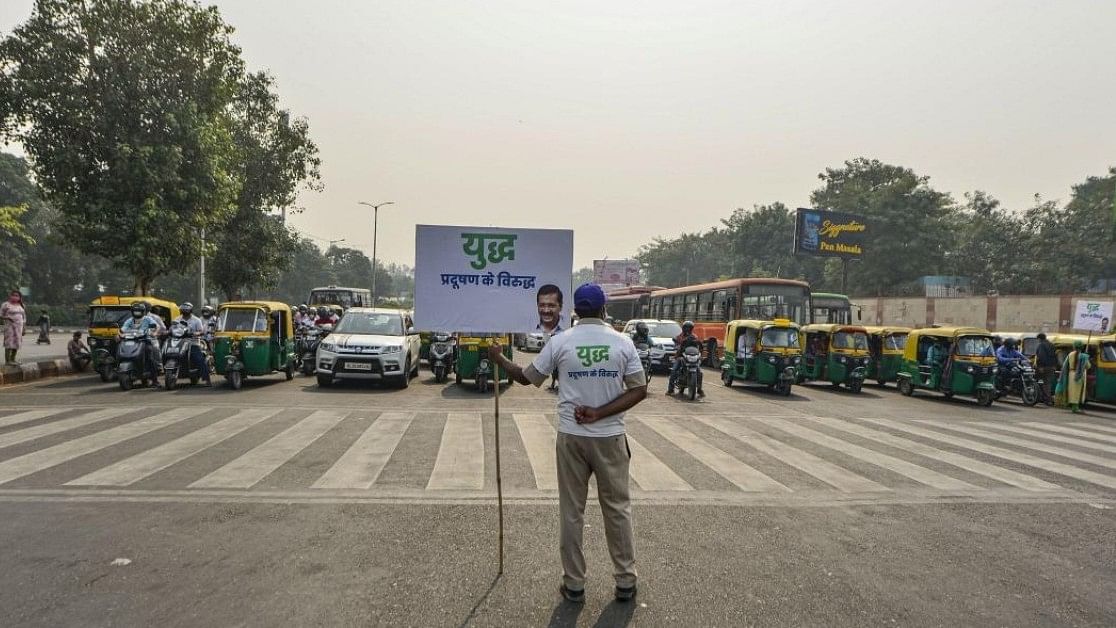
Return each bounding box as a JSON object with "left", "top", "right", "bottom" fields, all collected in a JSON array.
[
  {"left": 315, "top": 308, "right": 421, "bottom": 388},
  {"left": 621, "top": 319, "right": 682, "bottom": 372}
]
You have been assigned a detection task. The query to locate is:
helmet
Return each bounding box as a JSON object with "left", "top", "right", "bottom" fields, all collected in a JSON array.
[
  {"left": 180, "top": 302, "right": 194, "bottom": 315},
  {"left": 635, "top": 322, "right": 649, "bottom": 334},
  {"left": 682, "top": 320, "right": 694, "bottom": 333},
  {"left": 130, "top": 301, "right": 148, "bottom": 318},
  {"left": 317, "top": 306, "right": 332, "bottom": 318},
  {"left": 298, "top": 304, "right": 308, "bottom": 313},
  {"left": 201, "top": 305, "right": 215, "bottom": 318},
  {"left": 1005, "top": 338, "right": 1016, "bottom": 348}
]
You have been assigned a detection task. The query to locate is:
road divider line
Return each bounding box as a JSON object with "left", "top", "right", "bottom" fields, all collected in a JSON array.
[
  {"left": 625, "top": 432, "right": 692, "bottom": 491},
  {"left": 914, "top": 422, "right": 1116, "bottom": 471},
  {"left": 427, "top": 413, "right": 484, "bottom": 490},
  {"left": 698, "top": 417, "right": 886, "bottom": 492},
  {"left": 757, "top": 418, "right": 977, "bottom": 490},
  {"left": 975, "top": 423, "right": 1116, "bottom": 455},
  {"left": 67, "top": 408, "right": 283, "bottom": 486},
  {"left": 0, "top": 407, "right": 137, "bottom": 450},
  {"left": 512, "top": 413, "right": 557, "bottom": 491},
  {"left": 641, "top": 416, "right": 786, "bottom": 492},
  {"left": 190, "top": 410, "right": 347, "bottom": 489},
  {"left": 805, "top": 418, "right": 1059, "bottom": 490},
  {"left": 0, "top": 407, "right": 213, "bottom": 486},
  {"left": 0, "top": 408, "right": 71, "bottom": 429},
  {"left": 312, "top": 412, "right": 416, "bottom": 489},
  {"left": 861, "top": 418, "right": 1116, "bottom": 490},
  {"left": 1027, "top": 423, "right": 1116, "bottom": 444}
]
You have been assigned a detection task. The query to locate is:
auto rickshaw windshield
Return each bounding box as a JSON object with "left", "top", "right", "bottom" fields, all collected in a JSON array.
[
  {"left": 833, "top": 331, "right": 868, "bottom": 350},
  {"left": 884, "top": 334, "right": 907, "bottom": 350},
  {"left": 1102, "top": 341, "right": 1116, "bottom": 362},
  {"left": 219, "top": 308, "right": 268, "bottom": 333},
  {"left": 89, "top": 306, "right": 132, "bottom": 328},
  {"left": 760, "top": 327, "right": 799, "bottom": 348},
  {"left": 334, "top": 312, "right": 402, "bottom": 335},
  {"left": 956, "top": 335, "right": 993, "bottom": 356}
]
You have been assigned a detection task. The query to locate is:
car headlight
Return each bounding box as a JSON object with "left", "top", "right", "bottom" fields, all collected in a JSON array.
[
  {"left": 319, "top": 342, "right": 335, "bottom": 352},
  {"left": 382, "top": 345, "right": 402, "bottom": 353}
]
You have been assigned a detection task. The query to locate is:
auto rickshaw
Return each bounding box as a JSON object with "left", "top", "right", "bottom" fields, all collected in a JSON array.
[
  {"left": 87, "top": 296, "right": 179, "bottom": 382},
  {"left": 455, "top": 334, "right": 512, "bottom": 393},
  {"left": 211, "top": 301, "right": 296, "bottom": 390},
  {"left": 721, "top": 319, "right": 801, "bottom": 395},
  {"left": 797, "top": 324, "right": 871, "bottom": 393},
  {"left": 864, "top": 326, "right": 911, "bottom": 385},
  {"left": 1093, "top": 334, "right": 1116, "bottom": 406},
  {"left": 897, "top": 326, "right": 997, "bottom": 406}
]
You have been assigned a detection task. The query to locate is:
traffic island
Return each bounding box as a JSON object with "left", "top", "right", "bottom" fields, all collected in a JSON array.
[{"left": 0, "top": 358, "right": 75, "bottom": 386}]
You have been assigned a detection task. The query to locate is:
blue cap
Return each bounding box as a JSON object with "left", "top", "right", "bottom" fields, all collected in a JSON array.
[{"left": 574, "top": 283, "right": 607, "bottom": 310}]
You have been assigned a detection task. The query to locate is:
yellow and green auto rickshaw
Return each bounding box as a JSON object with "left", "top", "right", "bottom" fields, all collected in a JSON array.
[
  {"left": 211, "top": 301, "right": 296, "bottom": 390},
  {"left": 897, "top": 326, "right": 997, "bottom": 406},
  {"left": 797, "top": 324, "right": 871, "bottom": 393},
  {"left": 1093, "top": 334, "right": 1116, "bottom": 406},
  {"left": 455, "top": 334, "right": 512, "bottom": 393},
  {"left": 864, "top": 326, "right": 911, "bottom": 386},
  {"left": 87, "top": 296, "right": 179, "bottom": 382},
  {"left": 720, "top": 319, "right": 802, "bottom": 396}
]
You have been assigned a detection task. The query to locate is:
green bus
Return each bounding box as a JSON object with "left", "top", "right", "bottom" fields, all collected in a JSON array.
[{"left": 811, "top": 292, "right": 860, "bottom": 325}]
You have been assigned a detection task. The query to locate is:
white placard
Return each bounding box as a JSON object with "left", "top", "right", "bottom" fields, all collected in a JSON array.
[
  {"left": 413, "top": 225, "right": 574, "bottom": 333},
  {"left": 1073, "top": 299, "right": 1113, "bottom": 333}
]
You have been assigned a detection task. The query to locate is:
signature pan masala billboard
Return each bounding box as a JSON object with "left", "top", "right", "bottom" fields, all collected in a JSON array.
[{"left": 793, "top": 208, "right": 867, "bottom": 258}]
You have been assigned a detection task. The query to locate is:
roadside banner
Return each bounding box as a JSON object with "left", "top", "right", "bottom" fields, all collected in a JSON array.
[
  {"left": 793, "top": 208, "right": 867, "bottom": 258},
  {"left": 414, "top": 225, "right": 574, "bottom": 333},
  {"left": 592, "top": 259, "right": 640, "bottom": 290},
  {"left": 1072, "top": 299, "right": 1113, "bottom": 333}
]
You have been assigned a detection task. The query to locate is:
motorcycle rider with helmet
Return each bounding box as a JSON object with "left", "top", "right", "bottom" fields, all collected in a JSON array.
[
  {"left": 200, "top": 305, "right": 217, "bottom": 340},
  {"left": 172, "top": 302, "right": 212, "bottom": 386},
  {"left": 118, "top": 301, "right": 163, "bottom": 387},
  {"left": 631, "top": 322, "right": 652, "bottom": 348},
  {"left": 668, "top": 320, "right": 704, "bottom": 396},
  {"left": 995, "top": 337, "right": 1029, "bottom": 390},
  {"left": 314, "top": 306, "right": 339, "bottom": 327},
  {"left": 294, "top": 304, "right": 315, "bottom": 329}
]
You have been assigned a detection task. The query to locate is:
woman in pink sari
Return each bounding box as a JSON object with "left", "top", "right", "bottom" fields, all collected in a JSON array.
[{"left": 2, "top": 290, "right": 27, "bottom": 365}]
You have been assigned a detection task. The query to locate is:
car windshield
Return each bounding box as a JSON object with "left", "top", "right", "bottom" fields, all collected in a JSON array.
[
  {"left": 956, "top": 335, "right": 993, "bottom": 356},
  {"left": 89, "top": 306, "right": 132, "bottom": 328},
  {"left": 648, "top": 321, "right": 682, "bottom": 338},
  {"left": 832, "top": 331, "right": 868, "bottom": 350},
  {"left": 218, "top": 308, "right": 267, "bottom": 332},
  {"left": 885, "top": 334, "right": 907, "bottom": 350},
  {"left": 1102, "top": 342, "right": 1116, "bottom": 362},
  {"left": 760, "top": 327, "right": 799, "bottom": 348},
  {"left": 334, "top": 312, "right": 402, "bottom": 335}
]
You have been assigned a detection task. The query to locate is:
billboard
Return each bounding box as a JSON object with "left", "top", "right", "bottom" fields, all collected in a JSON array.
[
  {"left": 413, "top": 225, "right": 574, "bottom": 333},
  {"left": 793, "top": 208, "right": 867, "bottom": 258},
  {"left": 1073, "top": 299, "right": 1113, "bottom": 333},
  {"left": 592, "top": 259, "right": 640, "bottom": 288}
]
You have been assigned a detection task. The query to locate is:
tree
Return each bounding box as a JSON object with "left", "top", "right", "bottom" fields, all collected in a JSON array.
[
  {"left": 0, "top": 0, "right": 245, "bottom": 294},
  {"left": 948, "top": 191, "right": 1027, "bottom": 294},
  {"left": 0, "top": 204, "right": 33, "bottom": 290},
  {"left": 720, "top": 203, "right": 825, "bottom": 285}
]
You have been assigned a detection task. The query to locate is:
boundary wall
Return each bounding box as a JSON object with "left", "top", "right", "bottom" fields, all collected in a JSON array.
[{"left": 849, "top": 295, "right": 1111, "bottom": 332}]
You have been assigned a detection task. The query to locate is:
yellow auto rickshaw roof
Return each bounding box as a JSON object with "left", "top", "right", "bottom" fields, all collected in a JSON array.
[
  {"left": 727, "top": 319, "right": 800, "bottom": 331},
  {"left": 801, "top": 323, "right": 868, "bottom": 334},
  {"left": 89, "top": 295, "right": 179, "bottom": 310},
  {"left": 907, "top": 326, "right": 990, "bottom": 341},
  {"left": 1050, "top": 333, "right": 1101, "bottom": 348},
  {"left": 861, "top": 325, "right": 911, "bottom": 336}
]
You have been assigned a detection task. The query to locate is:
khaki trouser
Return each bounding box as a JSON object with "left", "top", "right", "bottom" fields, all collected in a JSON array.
[{"left": 556, "top": 431, "right": 637, "bottom": 590}]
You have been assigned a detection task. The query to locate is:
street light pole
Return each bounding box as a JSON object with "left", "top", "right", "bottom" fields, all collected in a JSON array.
[{"left": 358, "top": 201, "right": 394, "bottom": 306}]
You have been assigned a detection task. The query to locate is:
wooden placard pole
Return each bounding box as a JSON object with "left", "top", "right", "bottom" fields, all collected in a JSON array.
[{"left": 492, "top": 338, "right": 505, "bottom": 575}]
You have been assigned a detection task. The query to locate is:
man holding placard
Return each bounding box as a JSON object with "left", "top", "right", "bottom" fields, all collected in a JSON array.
[{"left": 488, "top": 283, "right": 647, "bottom": 604}]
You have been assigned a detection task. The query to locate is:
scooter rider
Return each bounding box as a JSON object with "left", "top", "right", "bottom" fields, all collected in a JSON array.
[
  {"left": 314, "top": 306, "right": 339, "bottom": 327},
  {"left": 174, "top": 302, "right": 212, "bottom": 386},
  {"left": 667, "top": 320, "right": 704, "bottom": 396},
  {"left": 631, "top": 322, "right": 652, "bottom": 348},
  {"left": 200, "top": 305, "right": 217, "bottom": 342},
  {"left": 119, "top": 301, "right": 162, "bottom": 387},
  {"left": 295, "top": 304, "right": 315, "bottom": 329}
]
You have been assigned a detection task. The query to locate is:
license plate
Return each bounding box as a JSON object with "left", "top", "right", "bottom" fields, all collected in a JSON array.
[{"left": 346, "top": 362, "right": 372, "bottom": 371}]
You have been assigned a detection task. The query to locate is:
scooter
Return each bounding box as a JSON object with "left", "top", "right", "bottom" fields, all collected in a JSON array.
[
  {"left": 675, "top": 346, "right": 704, "bottom": 400},
  {"left": 636, "top": 342, "right": 652, "bottom": 384},
  {"left": 116, "top": 328, "right": 156, "bottom": 391},
  {"left": 162, "top": 322, "right": 209, "bottom": 390},
  {"left": 298, "top": 325, "right": 329, "bottom": 375},
  {"left": 429, "top": 332, "right": 456, "bottom": 383}
]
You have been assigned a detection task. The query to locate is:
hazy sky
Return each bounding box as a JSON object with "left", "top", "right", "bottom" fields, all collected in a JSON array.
[{"left": 3, "top": 1, "right": 1114, "bottom": 269}]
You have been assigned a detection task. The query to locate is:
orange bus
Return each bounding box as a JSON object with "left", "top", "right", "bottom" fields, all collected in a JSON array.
[
  {"left": 604, "top": 286, "right": 663, "bottom": 327},
  {"left": 646, "top": 278, "right": 812, "bottom": 361}
]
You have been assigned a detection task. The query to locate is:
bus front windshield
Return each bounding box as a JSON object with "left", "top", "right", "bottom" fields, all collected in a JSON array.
[
  {"left": 761, "top": 327, "right": 799, "bottom": 348},
  {"left": 956, "top": 335, "right": 993, "bottom": 356},
  {"left": 832, "top": 331, "right": 868, "bottom": 351},
  {"left": 739, "top": 286, "right": 810, "bottom": 326},
  {"left": 310, "top": 290, "right": 355, "bottom": 309}
]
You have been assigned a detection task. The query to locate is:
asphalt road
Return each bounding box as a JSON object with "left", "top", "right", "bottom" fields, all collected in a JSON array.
[{"left": 2, "top": 361, "right": 1115, "bottom": 627}]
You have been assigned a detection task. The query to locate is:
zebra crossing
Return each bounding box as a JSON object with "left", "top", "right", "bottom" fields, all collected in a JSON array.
[{"left": 0, "top": 405, "right": 1114, "bottom": 505}]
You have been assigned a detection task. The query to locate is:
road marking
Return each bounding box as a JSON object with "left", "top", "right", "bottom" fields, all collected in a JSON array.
[
  {"left": 512, "top": 413, "right": 557, "bottom": 490},
  {"left": 918, "top": 422, "right": 1116, "bottom": 471},
  {"left": 1026, "top": 423, "right": 1116, "bottom": 444},
  {"left": 860, "top": 418, "right": 1116, "bottom": 490},
  {"left": 641, "top": 416, "right": 787, "bottom": 492},
  {"left": 975, "top": 423, "right": 1116, "bottom": 455},
  {"left": 806, "top": 418, "right": 1060, "bottom": 490},
  {"left": 758, "top": 418, "right": 977, "bottom": 490},
  {"left": 0, "top": 407, "right": 212, "bottom": 486},
  {"left": 427, "top": 413, "right": 484, "bottom": 490},
  {"left": 312, "top": 412, "right": 415, "bottom": 489},
  {"left": 190, "top": 410, "right": 347, "bottom": 489},
  {"left": 625, "top": 433, "right": 692, "bottom": 491},
  {"left": 67, "top": 408, "right": 283, "bottom": 486},
  {"left": 0, "top": 407, "right": 137, "bottom": 450},
  {"left": 0, "top": 408, "right": 71, "bottom": 429},
  {"left": 1071, "top": 422, "right": 1116, "bottom": 436},
  {"left": 698, "top": 416, "right": 886, "bottom": 492}
]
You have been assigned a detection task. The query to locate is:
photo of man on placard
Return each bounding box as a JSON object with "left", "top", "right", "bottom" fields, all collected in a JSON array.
[{"left": 536, "top": 284, "right": 564, "bottom": 334}]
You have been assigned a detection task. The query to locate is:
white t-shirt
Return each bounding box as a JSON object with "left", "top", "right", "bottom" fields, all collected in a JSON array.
[{"left": 527, "top": 318, "right": 645, "bottom": 437}]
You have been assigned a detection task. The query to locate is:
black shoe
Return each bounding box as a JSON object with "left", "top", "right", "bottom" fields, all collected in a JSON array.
[
  {"left": 559, "top": 584, "right": 585, "bottom": 603},
  {"left": 615, "top": 585, "right": 637, "bottom": 601},
  {"left": 697, "top": 389, "right": 705, "bottom": 397},
  {"left": 666, "top": 387, "right": 674, "bottom": 395}
]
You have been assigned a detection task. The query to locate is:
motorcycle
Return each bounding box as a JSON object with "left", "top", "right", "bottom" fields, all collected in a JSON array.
[
  {"left": 675, "top": 346, "right": 703, "bottom": 400},
  {"left": 429, "top": 332, "right": 456, "bottom": 383},
  {"left": 162, "top": 322, "right": 209, "bottom": 390},
  {"left": 298, "top": 325, "right": 330, "bottom": 375},
  {"left": 116, "top": 328, "right": 156, "bottom": 391},
  {"left": 996, "top": 360, "right": 1039, "bottom": 406},
  {"left": 635, "top": 342, "right": 652, "bottom": 384}
]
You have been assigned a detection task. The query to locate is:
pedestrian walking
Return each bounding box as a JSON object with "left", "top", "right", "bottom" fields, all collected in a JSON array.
[
  {"left": 35, "top": 309, "right": 51, "bottom": 344},
  {"left": 487, "top": 283, "right": 647, "bottom": 604},
  {"left": 2, "top": 290, "right": 27, "bottom": 365},
  {"left": 68, "top": 332, "right": 91, "bottom": 372},
  {"left": 1054, "top": 340, "right": 1091, "bottom": 413},
  {"left": 1034, "top": 333, "right": 1058, "bottom": 405}
]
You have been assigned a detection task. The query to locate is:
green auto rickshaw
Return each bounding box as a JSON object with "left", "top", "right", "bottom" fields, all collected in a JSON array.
[
  {"left": 798, "top": 324, "right": 871, "bottom": 393},
  {"left": 1093, "top": 334, "right": 1116, "bottom": 406},
  {"left": 455, "top": 334, "right": 512, "bottom": 393},
  {"left": 721, "top": 319, "right": 802, "bottom": 396},
  {"left": 864, "top": 326, "right": 911, "bottom": 386},
  {"left": 897, "top": 326, "right": 997, "bottom": 406},
  {"left": 212, "top": 301, "right": 296, "bottom": 390}
]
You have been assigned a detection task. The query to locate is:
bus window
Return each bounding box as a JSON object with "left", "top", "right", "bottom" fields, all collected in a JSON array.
[
  {"left": 684, "top": 294, "right": 698, "bottom": 320},
  {"left": 697, "top": 291, "right": 712, "bottom": 320}
]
